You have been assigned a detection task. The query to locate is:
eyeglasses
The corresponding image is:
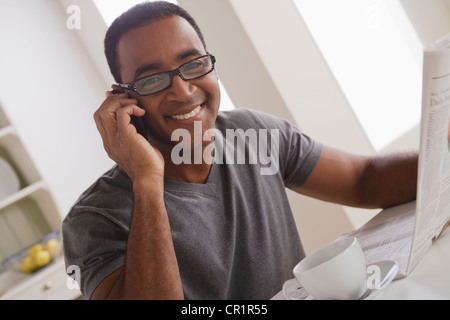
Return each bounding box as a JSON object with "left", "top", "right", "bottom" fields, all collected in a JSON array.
[{"left": 119, "top": 54, "right": 216, "bottom": 96}]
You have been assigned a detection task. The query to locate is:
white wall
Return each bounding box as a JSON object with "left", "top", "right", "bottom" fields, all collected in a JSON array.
[{"left": 0, "top": 0, "right": 113, "bottom": 216}]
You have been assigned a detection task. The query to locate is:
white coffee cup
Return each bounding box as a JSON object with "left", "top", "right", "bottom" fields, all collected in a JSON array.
[{"left": 283, "top": 237, "right": 367, "bottom": 300}]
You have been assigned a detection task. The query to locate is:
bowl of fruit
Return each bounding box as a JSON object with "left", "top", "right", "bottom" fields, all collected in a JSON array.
[{"left": 1, "top": 231, "right": 62, "bottom": 274}]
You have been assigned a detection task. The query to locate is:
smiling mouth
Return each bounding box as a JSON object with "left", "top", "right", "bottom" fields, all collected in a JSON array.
[{"left": 169, "top": 104, "right": 203, "bottom": 120}]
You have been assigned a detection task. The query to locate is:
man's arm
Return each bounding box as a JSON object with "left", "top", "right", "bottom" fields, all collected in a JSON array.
[
  {"left": 91, "top": 178, "right": 183, "bottom": 300},
  {"left": 294, "top": 146, "right": 418, "bottom": 209},
  {"left": 90, "top": 90, "right": 183, "bottom": 299}
]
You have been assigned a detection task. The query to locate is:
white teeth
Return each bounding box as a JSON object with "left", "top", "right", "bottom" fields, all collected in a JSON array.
[{"left": 170, "top": 106, "right": 202, "bottom": 120}]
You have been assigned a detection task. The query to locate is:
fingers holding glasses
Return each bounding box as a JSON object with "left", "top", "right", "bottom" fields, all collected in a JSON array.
[
  {"left": 95, "top": 91, "right": 137, "bottom": 127},
  {"left": 94, "top": 89, "right": 141, "bottom": 157},
  {"left": 115, "top": 104, "right": 146, "bottom": 136}
]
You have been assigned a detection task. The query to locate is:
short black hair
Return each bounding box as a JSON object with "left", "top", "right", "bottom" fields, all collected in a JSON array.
[{"left": 104, "top": 1, "right": 207, "bottom": 83}]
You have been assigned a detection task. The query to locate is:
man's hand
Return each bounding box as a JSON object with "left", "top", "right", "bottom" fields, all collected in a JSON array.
[{"left": 93, "top": 88, "right": 164, "bottom": 182}]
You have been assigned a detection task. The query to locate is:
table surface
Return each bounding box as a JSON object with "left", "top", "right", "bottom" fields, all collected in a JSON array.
[
  {"left": 272, "top": 208, "right": 450, "bottom": 300},
  {"left": 374, "top": 225, "right": 450, "bottom": 299}
]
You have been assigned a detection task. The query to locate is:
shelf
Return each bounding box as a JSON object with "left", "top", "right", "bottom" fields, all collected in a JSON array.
[
  {"left": 0, "top": 128, "right": 41, "bottom": 187},
  {"left": 0, "top": 125, "right": 14, "bottom": 139},
  {"left": 0, "top": 107, "right": 10, "bottom": 129},
  {"left": 0, "top": 181, "right": 46, "bottom": 211},
  {"left": 0, "top": 193, "right": 55, "bottom": 260},
  {"left": 0, "top": 104, "right": 66, "bottom": 299},
  {"left": 0, "top": 257, "right": 81, "bottom": 300}
]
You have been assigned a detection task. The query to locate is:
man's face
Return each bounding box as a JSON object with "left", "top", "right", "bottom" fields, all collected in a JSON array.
[{"left": 117, "top": 15, "right": 220, "bottom": 152}]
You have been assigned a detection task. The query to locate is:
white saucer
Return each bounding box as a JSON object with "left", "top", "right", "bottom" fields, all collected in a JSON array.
[{"left": 283, "top": 260, "right": 399, "bottom": 300}]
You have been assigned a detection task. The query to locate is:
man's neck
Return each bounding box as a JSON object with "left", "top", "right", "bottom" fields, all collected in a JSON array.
[
  {"left": 163, "top": 160, "right": 213, "bottom": 184},
  {"left": 159, "top": 143, "right": 214, "bottom": 183}
]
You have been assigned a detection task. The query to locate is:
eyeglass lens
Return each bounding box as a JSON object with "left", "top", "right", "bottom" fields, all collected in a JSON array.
[{"left": 134, "top": 55, "right": 214, "bottom": 95}]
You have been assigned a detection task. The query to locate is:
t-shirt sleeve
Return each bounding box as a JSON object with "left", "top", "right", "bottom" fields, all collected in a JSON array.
[
  {"left": 62, "top": 208, "right": 128, "bottom": 299},
  {"left": 226, "top": 108, "right": 323, "bottom": 189},
  {"left": 62, "top": 167, "right": 132, "bottom": 299},
  {"left": 281, "top": 122, "right": 323, "bottom": 189}
]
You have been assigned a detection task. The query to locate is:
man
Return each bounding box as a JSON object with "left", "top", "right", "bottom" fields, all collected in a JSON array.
[{"left": 62, "top": 1, "right": 417, "bottom": 300}]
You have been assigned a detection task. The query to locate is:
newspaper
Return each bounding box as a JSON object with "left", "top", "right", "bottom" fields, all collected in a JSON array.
[
  {"left": 342, "top": 32, "right": 450, "bottom": 278},
  {"left": 342, "top": 201, "right": 416, "bottom": 277},
  {"left": 409, "top": 32, "right": 450, "bottom": 273}
]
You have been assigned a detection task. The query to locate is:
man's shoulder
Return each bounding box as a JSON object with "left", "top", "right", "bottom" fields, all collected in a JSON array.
[{"left": 66, "top": 165, "right": 133, "bottom": 215}]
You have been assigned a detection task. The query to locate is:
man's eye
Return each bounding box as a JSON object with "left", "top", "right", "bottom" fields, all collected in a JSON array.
[
  {"left": 143, "top": 76, "right": 163, "bottom": 86},
  {"left": 184, "top": 61, "right": 202, "bottom": 71}
]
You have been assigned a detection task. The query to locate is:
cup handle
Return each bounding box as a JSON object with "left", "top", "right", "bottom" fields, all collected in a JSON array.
[{"left": 282, "top": 278, "right": 303, "bottom": 300}]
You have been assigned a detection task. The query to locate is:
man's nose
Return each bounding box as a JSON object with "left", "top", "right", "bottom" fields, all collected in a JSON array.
[{"left": 166, "top": 74, "right": 195, "bottom": 101}]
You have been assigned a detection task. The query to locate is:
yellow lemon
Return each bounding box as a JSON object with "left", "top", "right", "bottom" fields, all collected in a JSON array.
[
  {"left": 45, "top": 239, "right": 59, "bottom": 257},
  {"left": 33, "top": 250, "right": 51, "bottom": 267},
  {"left": 18, "top": 256, "right": 35, "bottom": 273},
  {"left": 28, "top": 244, "right": 44, "bottom": 256}
]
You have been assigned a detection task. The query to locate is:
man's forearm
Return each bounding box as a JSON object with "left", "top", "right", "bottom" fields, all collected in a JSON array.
[
  {"left": 362, "top": 151, "right": 418, "bottom": 209},
  {"left": 110, "top": 177, "right": 183, "bottom": 299}
]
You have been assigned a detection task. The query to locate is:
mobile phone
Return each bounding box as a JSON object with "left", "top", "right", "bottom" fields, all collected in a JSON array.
[{"left": 112, "top": 89, "right": 148, "bottom": 139}]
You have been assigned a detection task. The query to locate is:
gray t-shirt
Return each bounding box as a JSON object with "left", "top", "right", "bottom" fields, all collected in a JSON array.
[{"left": 62, "top": 108, "right": 323, "bottom": 299}]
